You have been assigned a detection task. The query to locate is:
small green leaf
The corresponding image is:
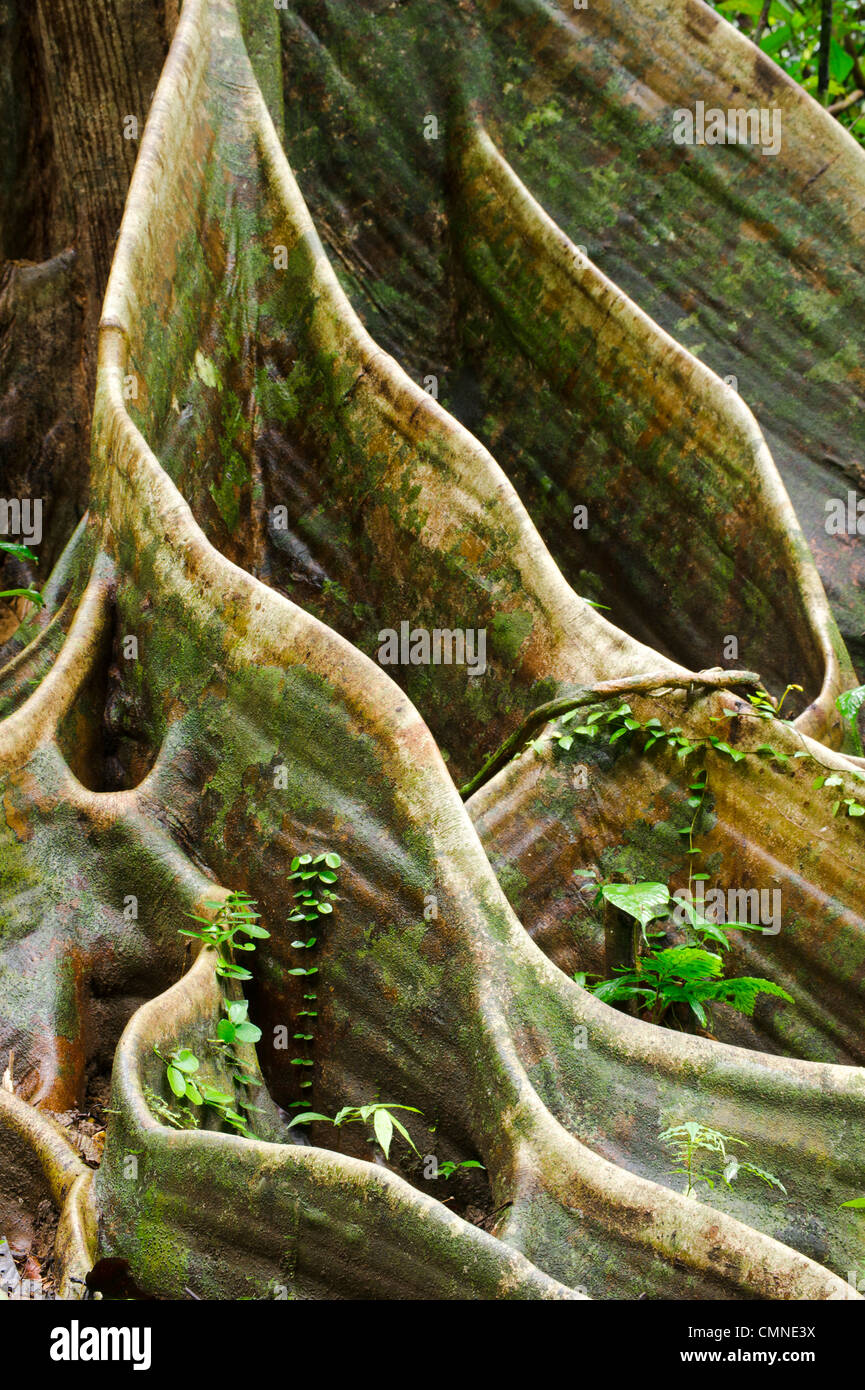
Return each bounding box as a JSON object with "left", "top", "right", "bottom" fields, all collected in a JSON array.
[
  {"left": 172, "top": 1049, "right": 200, "bottom": 1074},
  {"left": 201, "top": 1085, "right": 233, "bottom": 1105},
  {"left": 234, "top": 1021, "right": 262, "bottom": 1043},
  {"left": 215, "top": 962, "right": 253, "bottom": 980},
  {"left": 601, "top": 882, "right": 669, "bottom": 927},
  {"left": 828, "top": 36, "right": 854, "bottom": 84},
  {"left": 167, "top": 1065, "right": 186, "bottom": 1097},
  {"left": 373, "top": 1107, "right": 394, "bottom": 1159},
  {"left": 0, "top": 540, "right": 36, "bottom": 561},
  {"left": 0, "top": 587, "right": 43, "bottom": 606}
]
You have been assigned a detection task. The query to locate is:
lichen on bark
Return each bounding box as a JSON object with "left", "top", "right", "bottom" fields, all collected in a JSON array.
[{"left": 2, "top": 0, "right": 865, "bottom": 1302}]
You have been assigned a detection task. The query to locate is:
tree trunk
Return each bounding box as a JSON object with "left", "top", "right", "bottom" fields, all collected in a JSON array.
[{"left": 2, "top": 0, "right": 865, "bottom": 1301}]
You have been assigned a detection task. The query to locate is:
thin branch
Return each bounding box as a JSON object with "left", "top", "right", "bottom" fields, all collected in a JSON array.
[{"left": 828, "top": 86, "right": 864, "bottom": 112}]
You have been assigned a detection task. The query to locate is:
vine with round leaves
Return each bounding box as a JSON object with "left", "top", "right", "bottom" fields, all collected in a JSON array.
[{"left": 285, "top": 851, "right": 341, "bottom": 1103}]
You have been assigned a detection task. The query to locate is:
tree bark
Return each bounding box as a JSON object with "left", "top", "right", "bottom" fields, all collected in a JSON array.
[{"left": 2, "top": 0, "right": 865, "bottom": 1302}]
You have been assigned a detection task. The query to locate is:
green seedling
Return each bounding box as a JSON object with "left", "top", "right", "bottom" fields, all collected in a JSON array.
[
  {"left": 180, "top": 891, "right": 270, "bottom": 980},
  {"left": 659, "top": 1122, "right": 786, "bottom": 1201},
  {"left": 0, "top": 539, "right": 43, "bottom": 607},
  {"left": 435, "top": 1160, "right": 486, "bottom": 1180},
  {"left": 287, "top": 1102, "right": 422, "bottom": 1161}
]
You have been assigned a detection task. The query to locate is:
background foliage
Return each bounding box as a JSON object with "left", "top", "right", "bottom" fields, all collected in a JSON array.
[{"left": 712, "top": 0, "right": 865, "bottom": 141}]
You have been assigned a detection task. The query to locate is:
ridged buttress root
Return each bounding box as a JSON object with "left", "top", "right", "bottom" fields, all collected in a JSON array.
[{"left": 1, "top": 0, "right": 865, "bottom": 1300}]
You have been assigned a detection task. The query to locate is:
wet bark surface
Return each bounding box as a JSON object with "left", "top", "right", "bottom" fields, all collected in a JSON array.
[{"left": 1, "top": 0, "right": 865, "bottom": 1301}]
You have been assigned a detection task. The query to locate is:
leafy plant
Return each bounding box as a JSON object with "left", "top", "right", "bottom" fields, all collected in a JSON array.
[
  {"left": 285, "top": 851, "right": 341, "bottom": 1100},
  {"left": 597, "top": 881, "right": 670, "bottom": 929},
  {"left": 160, "top": 1046, "right": 204, "bottom": 1105},
  {"left": 146, "top": 890, "right": 271, "bottom": 1139},
  {"left": 180, "top": 891, "right": 270, "bottom": 980},
  {"left": 551, "top": 695, "right": 796, "bottom": 772},
  {"left": 153, "top": 1044, "right": 260, "bottom": 1138},
  {"left": 659, "top": 1121, "right": 786, "bottom": 1200},
  {"left": 812, "top": 767, "right": 865, "bottom": 818},
  {"left": 287, "top": 1102, "right": 422, "bottom": 1161},
  {"left": 552, "top": 689, "right": 865, "bottom": 825},
  {"left": 592, "top": 937, "right": 793, "bottom": 1028},
  {"left": 0, "top": 539, "right": 43, "bottom": 608},
  {"left": 194, "top": 1082, "right": 258, "bottom": 1138},
  {"left": 746, "top": 683, "right": 801, "bottom": 721},
  {"left": 435, "top": 1159, "right": 486, "bottom": 1180},
  {"left": 836, "top": 684, "right": 865, "bottom": 756},
  {"left": 287, "top": 852, "right": 340, "bottom": 928},
  {"left": 558, "top": 689, "right": 842, "bottom": 1028},
  {"left": 213, "top": 997, "right": 262, "bottom": 1048},
  {"left": 585, "top": 867, "right": 792, "bottom": 1030},
  {"left": 712, "top": 0, "right": 865, "bottom": 141}
]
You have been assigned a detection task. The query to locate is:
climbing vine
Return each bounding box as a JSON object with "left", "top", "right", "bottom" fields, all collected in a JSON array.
[
  {"left": 147, "top": 892, "right": 269, "bottom": 1137},
  {"left": 547, "top": 688, "right": 865, "bottom": 821},
  {"left": 286, "top": 852, "right": 340, "bottom": 1101}
]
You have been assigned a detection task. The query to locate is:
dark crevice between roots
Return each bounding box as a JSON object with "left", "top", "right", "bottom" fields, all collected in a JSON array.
[{"left": 56, "top": 594, "right": 160, "bottom": 793}]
